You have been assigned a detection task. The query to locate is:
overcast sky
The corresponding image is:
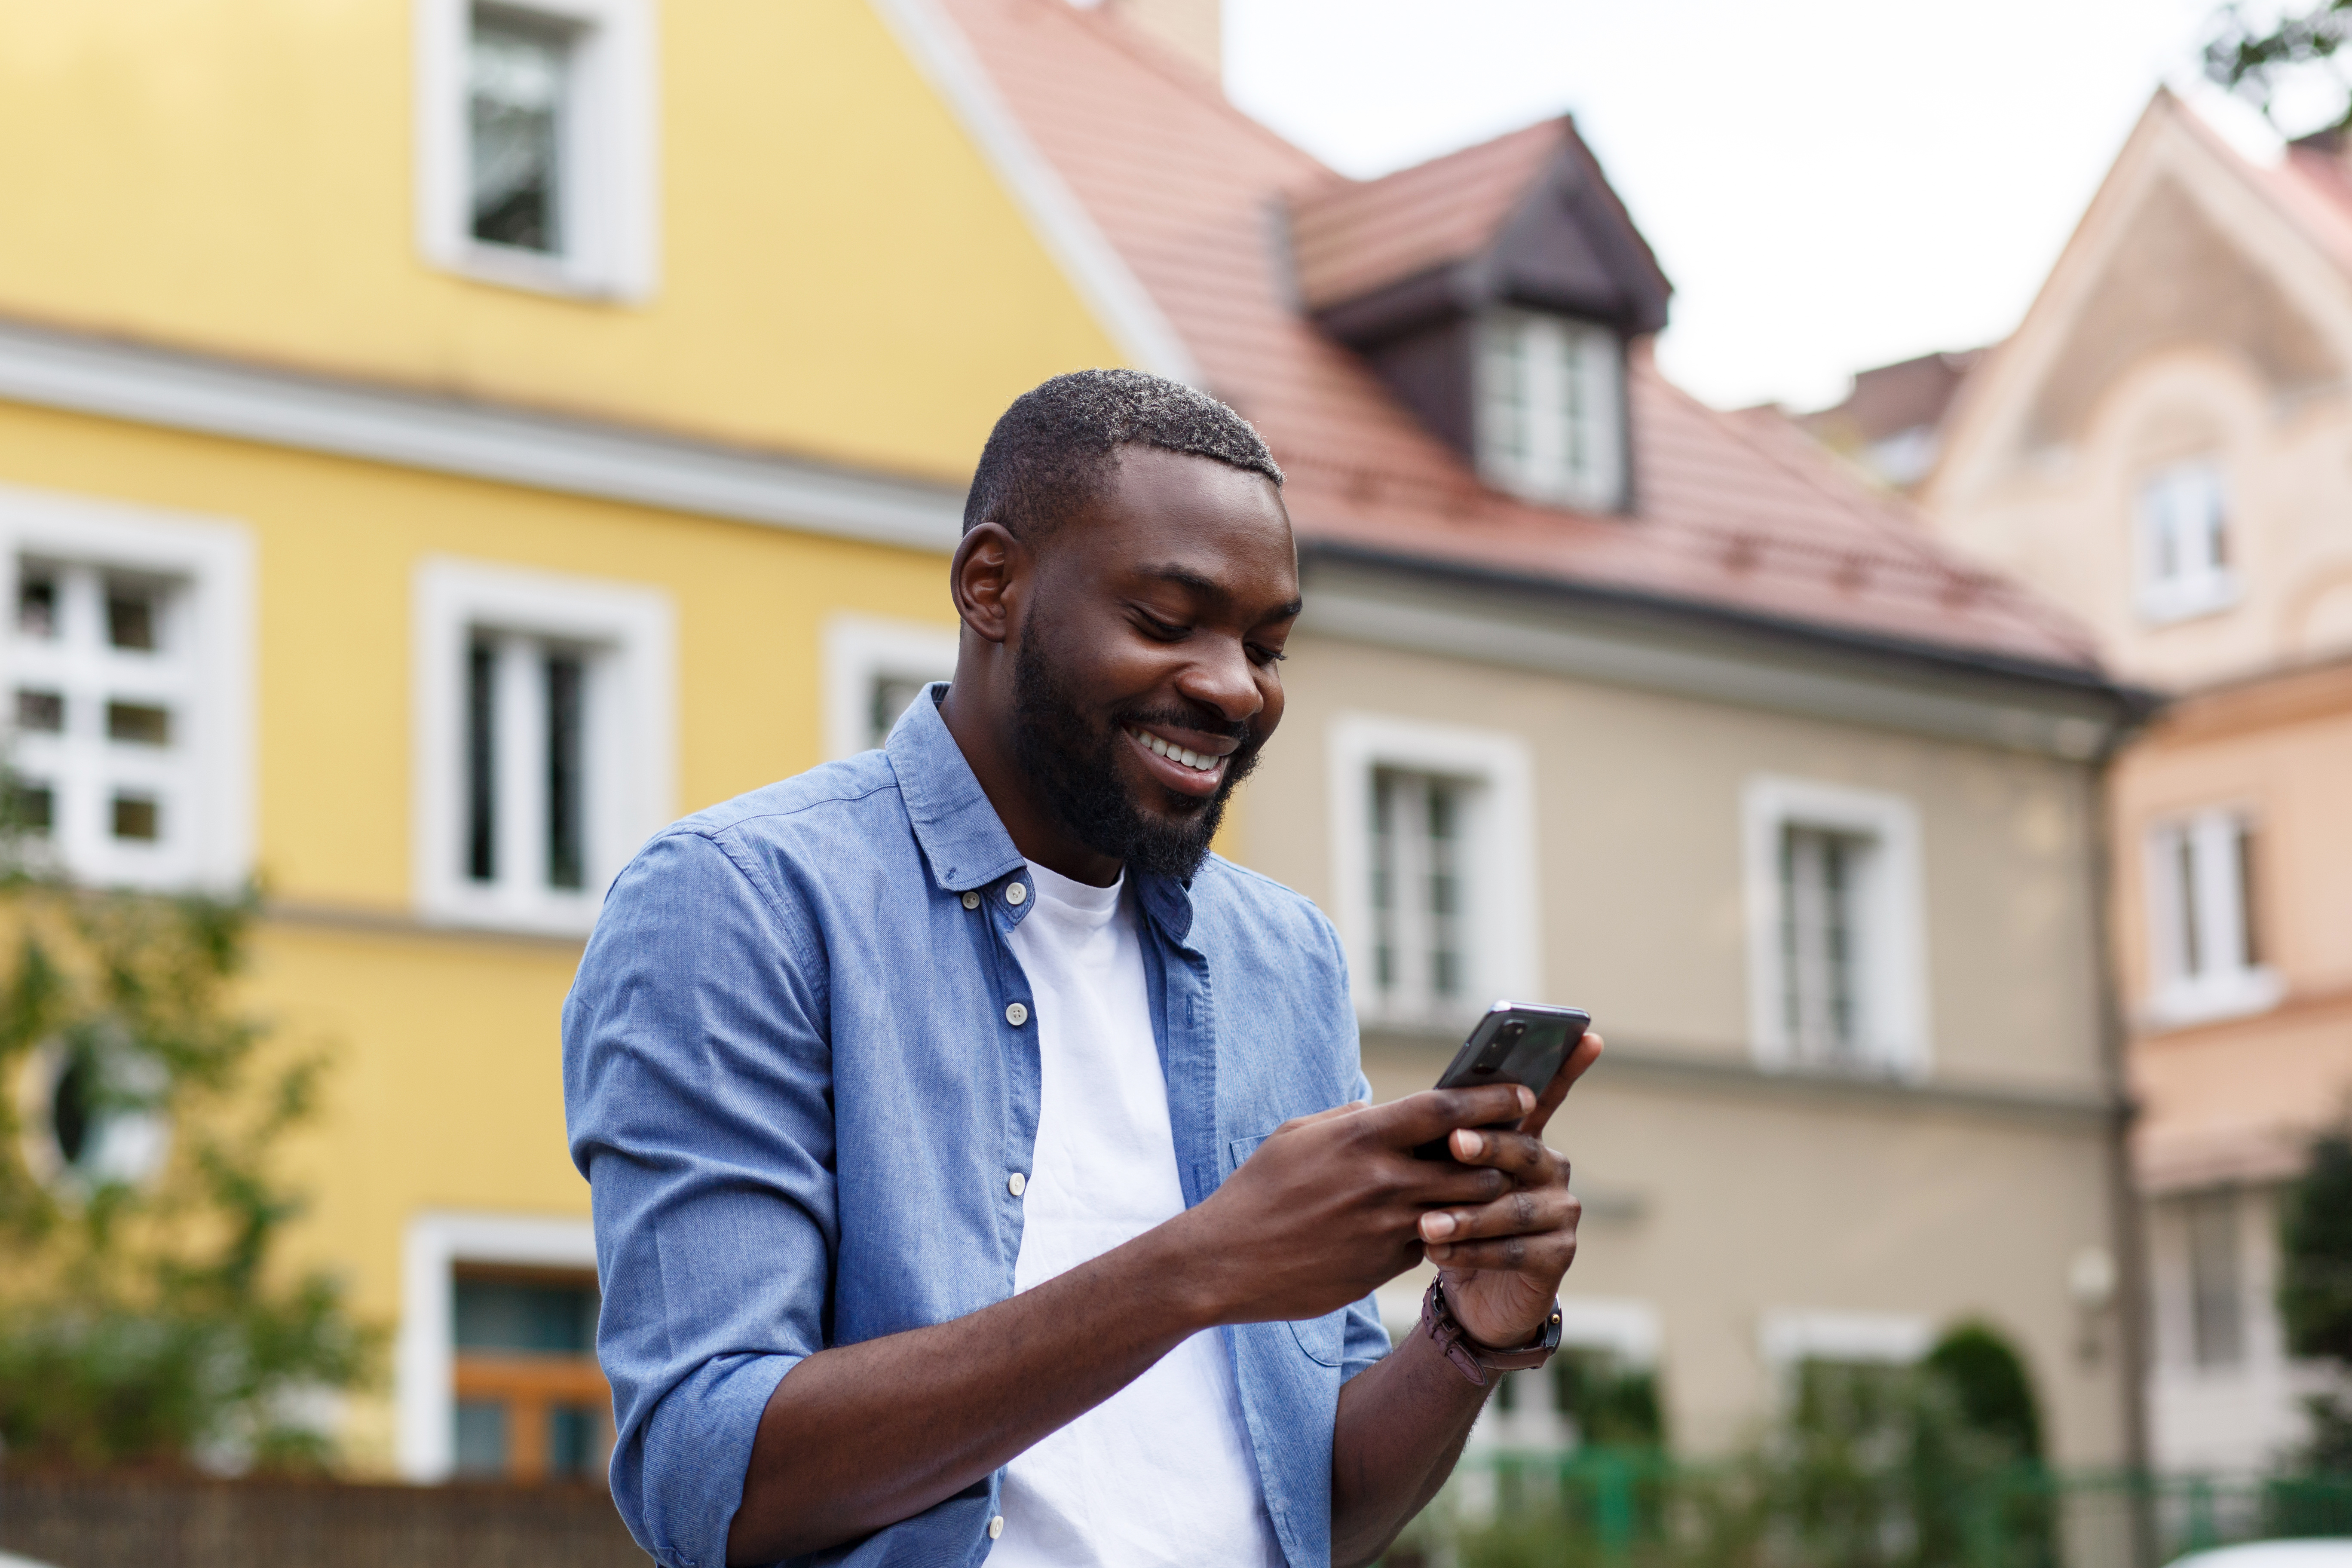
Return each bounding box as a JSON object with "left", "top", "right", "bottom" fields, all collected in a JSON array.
[{"left": 1222, "top": 0, "right": 2289, "bottom": 412}]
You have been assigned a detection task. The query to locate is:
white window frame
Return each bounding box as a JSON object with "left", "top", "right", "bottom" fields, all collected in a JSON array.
[
  {"left": 1741, "top": 775, "right": 1929, "bottom": 1078},
  {"left": 1327, "top": 713, "right": 1538, "bottom": 1029},
  {"left": 822, "top": 612, "right": 961, "bottom": 761},
  {"left": 395, "top": 1210, "right": 598, "bottom": 1482},
  {"left": 2144, "top": 806, "right": 2280, "bottom": 1029},
  {"left": 0, "top": 483, "right": 253, "bottom": 892},
  {"left": 1475, "top": 307, "right": 1626, "bottom": 512},
  {"left": 1757, "top": 1308, "right": 1934, "bottom": 1369},
  {"left": 412, "top": 558, "right": 673, "bottom": 935},
  {"left": 415, "top": 0, "right": 658, "bottom": 301},
  {"left": 2135, "top": 459, "right": 2238, "bottom": 625}
]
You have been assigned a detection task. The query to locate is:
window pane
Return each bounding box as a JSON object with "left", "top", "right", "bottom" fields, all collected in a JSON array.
[
  {"left": 1370, "top": 771, "right": 1397, "bottom": 993},
  {"left": 110, "top": 793, "right": 158, "bottom": 842},
  {"left": 1782, "top": 824, "right": 1868, "bottom": 1063},
  {"left": 2233, "top": 823, "right": 2260, "bottom": 970},
  {"left": 548, "top": 1404, "right": 603, "bottom": 1479},
  {"left": 105, "top": 701, "right": 170, "bottom": 747},
  {"left": 453, "top": 1400, "right": 509, "bottom": 1477},
  {"left": 2184, "top": 1191, "right": 2243, "bottom": 1367},
  {"left": 467, "top": 639, "right": 498, "bottom": 882},
  {"left": 1426, "top": 782, "right": 1462, "bottom": 1001},
  {"left": 470, "top": 14, "right": 568, "bottom": 254},
  {"left": 545, "top": 652, "right": 585, "bottom": 891},
  {"left": 454, "top": 1275, "right": 600, "bottom": 1354},
  {"left": 869, "top": 676, "right": 933, "bottom": 751},
  {"left": 17, "top": 573, "right": 56, "bottom": 640},
  {"left": 15, "top": 689, "right": 62, "bottom": 732},
  {"left": 2175, "top": 830, "right": 2202, "bottom": 978},
  {"left": 6, "top": 781, "right": 54, "bottom": 835},
  {"left": 105, "top": 584, "right": 158, "bottom": 652}
]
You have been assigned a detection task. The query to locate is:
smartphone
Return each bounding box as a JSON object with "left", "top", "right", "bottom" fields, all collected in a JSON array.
[{"left": 1415, "top": 1001, "right": 1591, "bottom": 1159}]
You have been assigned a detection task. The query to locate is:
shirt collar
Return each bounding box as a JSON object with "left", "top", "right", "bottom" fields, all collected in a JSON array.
[{"left": 885, "top": 682, "right": 1197, "bottom": 943}]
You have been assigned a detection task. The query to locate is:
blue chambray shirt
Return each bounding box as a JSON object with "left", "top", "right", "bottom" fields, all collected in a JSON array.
[{"left": 562, "top": 686, "right": 1388, "bottom": 1568}]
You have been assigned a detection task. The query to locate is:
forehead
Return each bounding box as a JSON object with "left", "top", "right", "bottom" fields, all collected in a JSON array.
[{"left": 1064, "top": 446, "right": 1296, "bottom": 593}]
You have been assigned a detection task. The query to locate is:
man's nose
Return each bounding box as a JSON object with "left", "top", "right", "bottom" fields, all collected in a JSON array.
[{"left": 1174, "top": 635, "right": 1265, "bottom": 728}]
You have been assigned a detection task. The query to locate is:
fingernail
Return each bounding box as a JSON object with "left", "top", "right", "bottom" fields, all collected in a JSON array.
[
  {"left": 1422, "top": 1212, "right": 1457, "bottom": 1240},
  {"left": 1518, "top": 1087, "right": 1536, "bottom": 1111},
  {"left": 1454, "top": 1130, "right": 1483, "bottom": 1158}
]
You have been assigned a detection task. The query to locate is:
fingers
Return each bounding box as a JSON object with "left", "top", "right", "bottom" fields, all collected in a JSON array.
[
  {"left": 1443, "top": 1124, "right": 1561, "bottom": 1178},
  {"left": 1420, "top": 1188, "right": 1582, "bottom": 1269},
  {"left": 1366, "top": 1085, "right": 1535, "bottom": 1149},
  {"left": 1522, "top": 1031, "right": 1605, "bottom": 1138},
  {"left": 1276, "top": 1100, "right": 1369, "bottom": 1134}
]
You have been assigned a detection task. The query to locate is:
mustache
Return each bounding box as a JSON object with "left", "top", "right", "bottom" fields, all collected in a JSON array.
[{"left": 1113, "top": 704, "right": 1254, "bottom": 747}]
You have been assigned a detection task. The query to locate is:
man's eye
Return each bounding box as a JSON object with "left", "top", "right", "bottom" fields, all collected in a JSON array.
[
  {"left": 1136, "top": 614, "right": 1187, "bottom": 640},
  {"left": 1248, "top": 645, "right": 1288, "bottom": 667}
]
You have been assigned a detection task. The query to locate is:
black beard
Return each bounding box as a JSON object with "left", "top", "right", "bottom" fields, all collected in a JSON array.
[{"left": 1008, "top": 624, "right": 1263, "bottom": 882}]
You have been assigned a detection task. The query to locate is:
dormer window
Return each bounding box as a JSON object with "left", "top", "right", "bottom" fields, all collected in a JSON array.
[{"left": 1476, "top": 309, "right": 1626, "bottom": 511}]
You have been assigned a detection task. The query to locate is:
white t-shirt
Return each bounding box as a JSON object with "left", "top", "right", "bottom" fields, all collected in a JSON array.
[{"left": 992, "top": 862, "right": 1286, "bottom": 1568}]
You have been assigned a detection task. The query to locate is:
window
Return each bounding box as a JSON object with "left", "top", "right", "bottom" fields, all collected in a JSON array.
[
  {"left": 416, "top": 0, "right": 656, "bottom": 298},
  {"left": 2144, "top": 808, "right": 2278, "bottom": 1027},
  {"left": 1757, "top": 1308, "right": 1934, "bottom": 1371},
  {"left": 2135, "top": 460, "right": 2236, "bottom": 623},
  {"left": 1743, "top": 777, "right": 1928, "bottom": 1077},
  {"left": 452, "top": 1268, "right": 610, "bottom": 1482},
  {"left": 0, "top": 485, "right": 252, "bottom": 891},
  {"left": 2181, "top": 1189, "right": 2244, "bottom": 1369},
  {"left": 822, "top": 615, "right": 961, "bottom": 760},
  {"left": 414, "top": 560, "right": 673, "bottom": 934},
  {"left": 395, "top": 1212, "right": 600, "bottom": 1482},
  {"left": 1476, "top": 308, "right": 1626, "bottom": 511},
  {"left": 1328, "top": 715, "right": 1536, "bottom": 1029}
]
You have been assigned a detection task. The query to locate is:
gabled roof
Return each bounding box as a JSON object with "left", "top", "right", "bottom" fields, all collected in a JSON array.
[
  {"left": 1929, "top": 90, "right": 2352, "bottom": 501},
  {"left": 932, "top": 0, "right": 2105, "bottom": 677},
  {"left": 1286, "top": 118, "right": 1670, "bottom": 337}
]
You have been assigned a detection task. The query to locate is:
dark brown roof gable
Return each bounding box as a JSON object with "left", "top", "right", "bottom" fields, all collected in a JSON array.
[{"left": 1290, "top": 117, "right": 1672, "bottom": 340}]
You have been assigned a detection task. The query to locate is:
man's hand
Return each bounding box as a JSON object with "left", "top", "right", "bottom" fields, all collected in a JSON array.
[
  {"left": 1414, "top": 1031, "right": 1605, "bottom": 1348},
  {"left": 1170, "top": 1083, "right": 1549, "bottom": 1326}
]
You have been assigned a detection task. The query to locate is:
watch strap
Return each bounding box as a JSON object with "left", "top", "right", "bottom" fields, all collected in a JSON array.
[{"left": 1419, "top": 1280, "right": 1563, "bottom": 1388}]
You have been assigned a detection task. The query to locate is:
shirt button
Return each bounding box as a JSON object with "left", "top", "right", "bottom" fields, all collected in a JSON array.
[
  {"left": 1008, "top": 1172, "right": 1026, "bottom": 1197},
  {"left": 989, "top": 1515, "right": 1004, "bottom": 1539},
  {"left": 961, "top": 890, "right": 980, "bottom": 910},
  {"left": 1006, "top": 882, "right": 1027, "bottom": 906},
  {"left": 1005, "top": 1001, "right": 1029, "bottom": 1027}
]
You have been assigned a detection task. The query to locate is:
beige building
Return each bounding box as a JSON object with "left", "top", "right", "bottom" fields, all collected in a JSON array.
[
  {"left": 1925, "top": 91, "right": 2352, "bottom": 1471},
  {"left": 947, "top": 0, "right": 2146, "bottom": 1464}
]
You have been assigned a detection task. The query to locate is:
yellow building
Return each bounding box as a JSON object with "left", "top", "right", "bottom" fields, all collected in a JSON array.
[{"left": 0, "top": 0, "right": 1166, "bottom": 1477}]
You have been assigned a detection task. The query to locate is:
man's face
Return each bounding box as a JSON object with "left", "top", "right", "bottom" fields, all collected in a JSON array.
[{"left": 1009, "top": 447, "right": 1300, "bottom": 880}]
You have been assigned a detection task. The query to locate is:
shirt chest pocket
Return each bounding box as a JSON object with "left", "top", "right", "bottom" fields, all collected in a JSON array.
[{"left": 1228, "top": 1132, "right": 1350, "bottom": 1369}]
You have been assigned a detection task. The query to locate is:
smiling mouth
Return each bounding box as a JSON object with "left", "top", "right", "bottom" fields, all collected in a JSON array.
[{"left": 1125, "top": 725, "right": 1226, "bottom": 775}]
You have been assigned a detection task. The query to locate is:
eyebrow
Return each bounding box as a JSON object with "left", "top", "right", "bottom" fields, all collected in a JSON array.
[{"left": 1135, "top": 564, "right": 1302, "bottom": 622}]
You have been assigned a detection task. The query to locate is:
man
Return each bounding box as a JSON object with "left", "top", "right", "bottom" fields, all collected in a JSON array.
[{"left": 564, "top": 370, "right": 1603, "bottom": 1568}]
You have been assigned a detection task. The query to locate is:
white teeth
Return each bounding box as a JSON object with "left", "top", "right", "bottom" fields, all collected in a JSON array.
[{"left": 1130, "top": 727, "right": 1221, "bottom": 772}]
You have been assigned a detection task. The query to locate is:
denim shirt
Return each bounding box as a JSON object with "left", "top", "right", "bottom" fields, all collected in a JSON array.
[{"left": 562, "top": 687, "right": 1387, "bottom": 1568}]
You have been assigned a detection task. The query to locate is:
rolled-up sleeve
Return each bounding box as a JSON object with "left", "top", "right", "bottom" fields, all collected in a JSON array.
[{"left": 563, "top": 828, "right": 835, "bottom": 1568}]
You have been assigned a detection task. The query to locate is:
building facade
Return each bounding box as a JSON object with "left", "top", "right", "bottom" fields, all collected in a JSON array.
[
  {"left": 947, "top": 0, "right": 2144, "bottom": 1465},
  {"left": 0, "top": 0, "right": 1146, "bottom": 1479},
  {"left": 1924, "top": 91, "right": 2352, "bottom": 1471}
]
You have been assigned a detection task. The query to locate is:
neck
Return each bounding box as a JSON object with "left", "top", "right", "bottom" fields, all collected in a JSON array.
[{"left": 939, "top": 681, "right": 1124, "bottom": 888}]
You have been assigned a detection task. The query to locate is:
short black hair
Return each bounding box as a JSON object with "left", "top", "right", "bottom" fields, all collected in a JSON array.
[{"left": 962, "top": 368, "right": 1284, "bottom": 540}]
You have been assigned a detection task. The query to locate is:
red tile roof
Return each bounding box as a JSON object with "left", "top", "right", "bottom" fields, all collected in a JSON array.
[
  {"left": 1287, "top": 120, "right": 1568, "bottom": 312},
  {"left": 938, "top": 0, "right": 2105, "bottom": 674}
]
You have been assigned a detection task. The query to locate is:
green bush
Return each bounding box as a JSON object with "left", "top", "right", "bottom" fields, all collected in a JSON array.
[{"left": 0, "top": 878, "right": 377, "bottom": 1470}]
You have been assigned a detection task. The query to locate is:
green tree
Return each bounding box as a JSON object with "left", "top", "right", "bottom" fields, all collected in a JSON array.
[
  {"left": 0, "top": 876, "right": 377, "bottom": 1470},
  {"left": 2278, "top": 1128, "right": 2352, "bottom": 1474},
  {"left": 2205, "top": 2, "right": 2352, "bottom": 133}
]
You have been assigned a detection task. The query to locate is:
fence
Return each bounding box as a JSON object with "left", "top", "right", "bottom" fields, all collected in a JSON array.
[
  {"left": 0, "top": 1470, "right": 652, "bottom": 1568},
  {"left": 1390, "top": 1450, "right": 2352, "bottom": 1568}
]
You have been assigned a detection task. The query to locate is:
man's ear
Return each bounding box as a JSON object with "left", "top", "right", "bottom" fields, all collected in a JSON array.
[{"left": 951, "top": 522, "right": 1025, "bottom": 645}]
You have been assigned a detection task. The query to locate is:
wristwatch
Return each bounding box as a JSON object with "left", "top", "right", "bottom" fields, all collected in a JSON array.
[{"left": 1420, "top": 1279, "right": 1562, "bottom": 1388}]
